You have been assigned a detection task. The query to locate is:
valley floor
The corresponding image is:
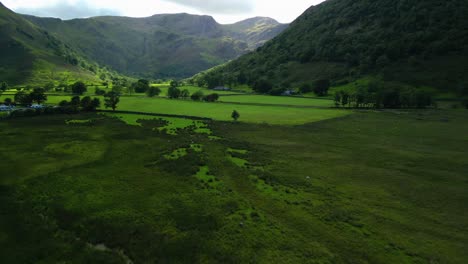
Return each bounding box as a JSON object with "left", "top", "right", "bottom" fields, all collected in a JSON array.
[{"left": 0, "top": 110, "right": 467, "bottom": 263}]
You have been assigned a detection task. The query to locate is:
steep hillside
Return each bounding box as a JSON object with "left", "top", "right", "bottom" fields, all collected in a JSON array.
[
  {"left": 200, "top": 0, "right": 468, "bottom": 91},
  {"left": 223, "top": 17, "right": 288, "bottom": 49},
  {"left": 24, "top": 13, "right": 287, "bottom": 79},
  {"left": 0, "top": 2, "right": 100, "bottom": 85}
]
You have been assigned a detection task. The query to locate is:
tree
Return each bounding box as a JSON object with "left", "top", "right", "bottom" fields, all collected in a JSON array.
[
  {"left": 146, "top": 87, "right": 161, "bottom": 97},
  {"left": 313, "top": 79, "right": 330, "bottom": 96},
  {"left": 340, "top": 91, "right": 349, "bottom": 107},
  {"left": 253, "top": 79, "right": 273, "bottom": 93},
  {"left": 170, "top": 80, "right": 179, "bottom": 88},
  {"left": 81, "top": 96, "right": 100, "bottom": 111},
  {"left": 180, "top": 89, "right": 190, "bottom": 99},
  {"left": 299, "top": 83, "right": 312, "bottom": 93},
  {"left": 15, "top": 91, "right": 33, "bottom": 106},
  {"left": 191, "top": 90, "right": 204, "bottom": 101},
  {"left": 44, "top": 82, "right": 55, "bottom": 92},
  {"left": 133, "top": 79, "right": 150, "bottom": 93},
  {"left": 71, "top": 81, "right": 87, "bottom": 95},
  {"left": 334, "top": 92, "right": 341, "bottom": 107},
  {"left": 0, "top": 82, "right": 8, "bottom": 92},
  {"left": 203, "top": 93, "right": 219, "bottom": 102},
  {"left": 104, "top": 91, "right": 120, "bottom": 111},
  {"left": 70, "top": 96, "right": 81, "bottom": 107},
  {"left": 168, "top": 86, "right": 181, "bottom": 99},
  {"left": 95, "top": 88, "right": 106, "bottom": 96},
  {"left": 30, "top": 88, "right": 47, "bottom": 104},
  {"left": 231, "top": 110, "right": 240, "bottom": 121},
  {"left": 4, "top": 98, "right": 12, "bottom": 106}
]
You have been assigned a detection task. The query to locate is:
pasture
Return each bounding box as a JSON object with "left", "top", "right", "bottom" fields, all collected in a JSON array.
[
  {"left": 0, "top": 94, "right": 349, "bottom": 125},
  {"left": 0, "top": 109, "right": 467, "bottom": 263}
]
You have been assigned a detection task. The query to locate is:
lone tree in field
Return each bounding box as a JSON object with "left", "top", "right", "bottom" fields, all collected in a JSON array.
[
  {"left": 231, "top": 110, "right": 240, "bottom": 121},
  {"left": 168, "top": 86, "right": 181, "bottom": 99},
  {"left": 71, "top": 81, "right": 87, "bottom": 95},
  {"left": 30, "top": 88, "right": 47, "bottom": 104},
  {"left": 146, "top": 87, "right": 161, "bottom": 97},
  {"left": 104, "top": 91, "right": 120, "bottom": 111}
]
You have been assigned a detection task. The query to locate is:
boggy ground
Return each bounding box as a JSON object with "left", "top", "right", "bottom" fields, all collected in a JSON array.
[{"left": 0, "top": 110, "right": 467, "bottom": 263}]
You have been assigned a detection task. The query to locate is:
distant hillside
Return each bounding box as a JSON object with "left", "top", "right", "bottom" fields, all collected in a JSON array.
[
  {"left": 23, "top": 13, "right": 287, "bottom": 79},
  {"left": 223, "top": 17, "right": 288, "bottom": 49},
  {"left": 199, "top": 0, "right": 468, "bottom": 91},
  {"left": 0, "top": 2, "right": 102, "bottom": 85}
]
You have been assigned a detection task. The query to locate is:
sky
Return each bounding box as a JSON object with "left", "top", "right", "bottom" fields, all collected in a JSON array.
[{"left": 2, "top": 0, "right": 326, "bottom": 24}]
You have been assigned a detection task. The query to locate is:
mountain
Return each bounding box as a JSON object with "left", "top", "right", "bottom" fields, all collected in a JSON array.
[
  {"left": 0, "top": 2, "right": 106, "bottom": 85},
  {"left": 224, "top": 17, "right": 288, "bottom": 49},
  {"left": 199, "top": 0, "right": 468, "bottom": 91},
  {"left": 22, "top": 13, "right": 287, "bottom": 79}
]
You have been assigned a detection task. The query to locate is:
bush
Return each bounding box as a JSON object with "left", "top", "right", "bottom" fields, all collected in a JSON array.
[
  {"left": 146, "top": 87, "right": 161, "bottom": 97},
  {"left": 71, "top": 81, "right": 87, "bottom": 95},
  {"left": 253, "top": 79, "right": 273, "bottom": 93},
  {"left": 299, "top": 83, "right": 312, "bottom": 93},
  {"left": 313, "top": 79, "right": 330, "bottom": 96},
  {"left": 203, "top": 93, "right": 219, "bottom": 102},
  {"left": 191, "top": 91, "right": 204, "bottom": 101}
]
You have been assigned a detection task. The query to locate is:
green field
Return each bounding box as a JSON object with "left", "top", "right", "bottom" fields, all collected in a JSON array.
[
  {"left": 0, "top": 109, "right": 467, "bottom": 263},
  {"left": 0, "top": 95, "right": 348, "bottom": 125},
  {"left": 218, "top": 95, "right": 334, "bottom": 107}
]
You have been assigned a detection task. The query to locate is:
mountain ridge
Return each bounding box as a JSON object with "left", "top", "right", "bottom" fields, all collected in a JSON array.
[
  {"left": 20, "top": 12, "right": 288, "bottom": 79},
  {"left": 199, "top": 0, "right": 468, "bottom": 92}
]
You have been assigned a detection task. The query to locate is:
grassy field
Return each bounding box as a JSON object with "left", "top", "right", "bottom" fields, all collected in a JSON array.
[
  {"left": 218, "top": 95, "right": 334, "bottom": 107},
  {"left": 0, "top": 109, "right": 466, "bottom": 263},
  {"left": 0, "top": 95, "right": 348, "bottom": 125}
]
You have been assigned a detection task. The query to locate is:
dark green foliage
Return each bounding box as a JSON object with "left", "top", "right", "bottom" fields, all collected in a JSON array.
[
  {"left": 170, "top": 80, "right": 179, "bottom": 88},
  {"left": 336, "top": 82, "right": 435, "bottom": 109},
  {"left": 44, "top": 82, "right": 55, "bottom": 92},
  {"left": 14, "top": 91, "right": 32, "bottom": 106},
  {"left": 299, "top": 83, "right": 312, "bottom": 93},
  {"left": 203, "top": 93, "right": 220, "bottom": 102},
  {"left": 191, "top": 90, "right": 204, "bottom": 101},
  {"left": 80, "top": 96, "right": 100, "bottom": 111},
  {"left": 0, "top": 82, "right": 8, "bottom": 91},
  {"left": 253, "top": 79, "right": 273, "bottom": 93},
  {"left": 313, "top": 79, "right": 330, "bottom": 96},
  {"left": 180, "top": 89, "right": 190, "bottom": 99},
  {"left": 95, "top": 88, "right": 106, "bottom": 96},
  {"left": 104, "top": 91, "right": 120, "bottom": 111},
  {"left": 462, "top": 97, "right": 468, "bottom": 109},
  {"left": 3, "top": 98, "right": 12, "bottom": 105},
  {"left": 71, "top": 81, "right": 87, "bottom": 95},
  {"left": 70, "top": 96, "right": 81, "bottom": 107},
  {"left": 29, "top": 88, "right": 47, "bottom": 104},
  {"left": 168, "top": 87, "right": 181, "bottom": 99},
  {"left": 207, "top": 0, "right": 468, "bottom": 91},
  {"left": 133, "top": 80, "right": 150, "bottom": 93},
  {"left": 146, "top": 87, "right": 161, "bottom": 98},
  {"left": 231, "top": 110, "right": 240, "bottom": 121}
]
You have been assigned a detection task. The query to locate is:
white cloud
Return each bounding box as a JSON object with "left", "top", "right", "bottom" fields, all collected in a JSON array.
[{"left": 2, "top": 0, "right": 326, "bottom": 23}]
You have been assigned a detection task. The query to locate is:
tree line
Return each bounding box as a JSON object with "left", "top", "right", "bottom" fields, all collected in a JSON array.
[{"left": 333, "top": 81, "right": 436, "bottom": 109}]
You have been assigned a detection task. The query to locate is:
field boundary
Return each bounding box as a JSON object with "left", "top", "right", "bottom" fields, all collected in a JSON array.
[{"left": 97, "top": 110, "right": 213, "bottom": 120}]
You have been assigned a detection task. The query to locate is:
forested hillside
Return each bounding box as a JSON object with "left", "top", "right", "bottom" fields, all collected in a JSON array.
[
  {"left": 198, "top": 0, "right": 468, "bottom": 92},
  {"left": 23, "top": 14, "right": 287, "bottom": 79},
  {"left": 0, "top": 3, "right": 101, "bottom": 85}
]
